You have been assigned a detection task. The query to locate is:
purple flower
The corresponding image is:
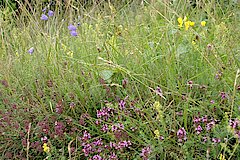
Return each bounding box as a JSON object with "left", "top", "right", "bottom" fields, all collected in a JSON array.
[
  {"left": 82, "top": 143, "right": 92, "bottom": 156},
  {"left": 41, "top": 14, "right": 48, "bottom": 20},
  {"left": 101, "top": 124, "right": 109, "bottom": 132},
  {"left": 93, "top": 138, "right": 103, "bottom": 146},
  {"left": 68, "top": 24, "right": 77, "bottom": 31},
  {"left": 210, "top": 100, "right": 215, "bottom": 104},
  {"left": 212, "top": 138, "right": 221, "bottom": 143},
  {"left": 140, "top": 146, "right": 151, "bottom": 160},
  {"left": 41, "top": 136, "right": 48, "bottom": 143},
  {"left": 92, "top": 155, "right": 102, "bottom": 160},
  {"left": 220, "top": 92, "right": 227, "bottom": 99},
  {"left": 195, "top": 125, "right": 203, "bottom": 135},
  {"left": 111, "top": 125, "right": 118, "bottom": 132},
  {"left": 203, "top": 136, "right": 208, "bottom": 143},
  {"left": 202, "top": 115, "right": 208, "bottom": 123},
  {"left": 48, "top": 10, "right": 54, "bottom": 17},
  {"left": 206, "top": 120, "right": 215, "bottom": 131},
  {"left": 119, "top": 100, "right": 126, "bottom": 110},
  {"left": 28, "top": 47, "right": 34, "bottom": 54},
  {"left": 193, "top": 117, "right": 201, "bottom": 124},
  {"left": 177, "top": 127, "right": 187, "bottom": 142},
  {"left": 109, "top": 152, "right": 117, "bottom": 159},
  {"left": 82, "top": 130, "right": 91, "bottom": 141},
  {"left": 70, "top": 30, "right": 78, "bottom": 37},
  {"left": 229, "top": 119, "right": 239, "bottom": 129}
]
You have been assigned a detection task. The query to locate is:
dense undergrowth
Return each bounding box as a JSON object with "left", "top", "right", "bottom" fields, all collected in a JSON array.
[{"left": 0, "top": 0, "right": 240, "bottom": 159}]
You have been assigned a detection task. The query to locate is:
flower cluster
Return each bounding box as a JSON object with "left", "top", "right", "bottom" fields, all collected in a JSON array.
[
  {"left": 177, "top": 16, "right": 206, "bottom": 30},
  {"left": 41, "top": 8, "right": 54, "bottom": 21},
  {"left": 68, "top": 24, "right": 78, "bottom": 37}
]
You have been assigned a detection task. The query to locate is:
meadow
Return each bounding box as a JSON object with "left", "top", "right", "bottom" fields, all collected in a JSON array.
[{"left": 0, "top": 0, "right": 240, "bottom": 159}]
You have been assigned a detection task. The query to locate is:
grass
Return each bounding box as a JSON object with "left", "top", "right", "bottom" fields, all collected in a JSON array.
[{"left": 0, "top": 0, "right": 240, "bottom": 159}]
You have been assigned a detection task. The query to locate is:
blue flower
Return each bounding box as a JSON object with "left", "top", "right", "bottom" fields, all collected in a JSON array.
[
  {"left": 28, "top": 47, "right": 34, "bottom": 54},
  {"left": 70, "top": 30, "right": 78, "bottom": 37},
  {"left": 68, "top": 24, "right": 77, "bottom": 31},
  {"left": 41, "top": 14, "right": 48, "bottom": 21},
  {"left": 48, "top": 10, "right": 54, "bottom": 17}
]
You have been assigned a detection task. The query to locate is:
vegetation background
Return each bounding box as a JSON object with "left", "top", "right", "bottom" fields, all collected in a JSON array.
[{"left": 0, "top": 0, "right": 240, "bottom": 159}]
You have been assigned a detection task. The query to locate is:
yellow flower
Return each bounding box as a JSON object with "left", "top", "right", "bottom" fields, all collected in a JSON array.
[
  {"left": 219, "top": 153, "right": 226, "bottom": 160},
  {"left": 189, "top": 21, "right": 195, "bottom": 26},
  {"left": 184, "top": 21, "right": 190, "bottom": 30},
  {"left": 177, "top": 17, "right": 183, "bottom": 27},
  {"left": 192, "top": 40, "right": 196, "bottom": 45},
  {"left": 201, "top": 21, "right": 206, "bottom": 27},
  {"left": 43, "top": 143, "right": 50, "bottom": 153},
  {"left": 154, "top": 130, "right": 160, "bottom": 138}
]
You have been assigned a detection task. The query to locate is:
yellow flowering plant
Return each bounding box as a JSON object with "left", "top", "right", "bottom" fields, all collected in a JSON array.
[{"left": 43, "top": 143, "right": 50, "bottom": 153}]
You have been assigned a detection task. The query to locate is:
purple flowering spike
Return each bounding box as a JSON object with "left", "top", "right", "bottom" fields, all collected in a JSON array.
[
  {"left": 177, "top": 127, "right": 187, "bottom": 142},
  {"left": 41, "top": 14, "right": 48, "bottom": 20},
  {"left": 68, "top": 24, "right": 77, "bottom": 31},
  {"left": 140, "top": 146, "right": 151, "bottom": 160},
  {"left": 195, "top": 125, "right": 203, "bottom": 135},
  {"left": 70, "top": 30, "right": 78, "bottom": 37},
  {"left": 28, "top": 47, "right": 34, "bottom": 54},
  {"left": 48, "top": 10, "right": 54, "bottom": 17}
]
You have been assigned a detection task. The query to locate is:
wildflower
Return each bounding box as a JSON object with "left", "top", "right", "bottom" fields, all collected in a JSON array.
[
  {"left": 220, "top": 92, "right": 227, "bottom": 99},
  {"left": 92, "top": 155, "right": 102, "bottom": 160},
  {"left": 203, "top": 136, "right": 208, "bottom": 143},
  {"left": 177, "top": 17, "right": 183, "bottom": 27},
  {"left": 189, "top": 21, "right": 195, "bottom": 26},
  {"left": 140, "top": 146, "right": 151, "bottom": 160},
  {"left": 43, "top": 143, "right": 50, "bottom": 153},
  {"left": 70, "top": 30, "right": 78, "bottom": 37},
  {"left": 192, "top": 40, "right": 196, "bottom": 45},
  {"left": 28, "top": 47, "right": 34, "bottom": 54},
  {"left": 219, "top": 153, "right": 226, "bottom": 160},
  {"left": 202, "top": 115, "right": 208, "bottom": 123},
  {"left": 93, "top": 138, "right": 103, "bottom": 146},
  {"left": 210, "top": 100, "right": 215, "bottom": 104},
  {"left": 206, "top": 120, "right": 215, "bottom": 131},
  {"left": 41, "top": 14, "right": 48, "bottom": 21},
  {"left": 82, "top": 130, "right": 91, "bottom": 141},
  {"left": 177, "top": 127, "right": 187, "bottom": 142},
  {"left": 154, "top": 130, "right": 160, "bottom": 138},
  {"left": 201, "top": 21, "right": 206, "bottom": 27},
  {"left": 41, "top": 136, "right": 48, "bottom": 143},
  {"left": 229, "top": 119, "right": 239, "bottom": 129},
  {"left": 109, "top": 152, "right": 118, "bottom": 159},
  {"left": 68, "top": 24, "right": 77, "bottom": 31},
  {"left": 119, "top": 100, "right": 126, "bottom": 110},
  {"left": 101, "top": 124, "right": 109, "bottom": 132},
  {"left": 48, "top": 10, "right": 54, "bottom": 17},
  {"left": 184, "top": 21, "right": 190, "bottom": 30},
  {"left": 212, "top": 138, "right": 221, "bottom": 143},
  {"left": 193, "top": 117, "right": 201, "bottom": 124},
  {"left": 195, "top": 125, "right": 203, "bottom": 134}
]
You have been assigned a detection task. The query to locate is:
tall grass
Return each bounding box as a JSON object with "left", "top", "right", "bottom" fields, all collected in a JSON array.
[{"left": 0, "top": 0, "right": 240, "bottom": 159}]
